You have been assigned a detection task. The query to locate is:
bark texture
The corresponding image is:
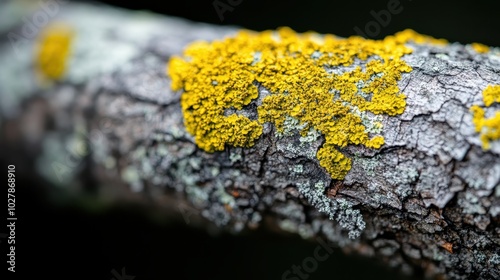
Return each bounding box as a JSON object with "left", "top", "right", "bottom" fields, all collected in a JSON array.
[{"left": 0, "top": 2, "right": 499, "bottom": 279}]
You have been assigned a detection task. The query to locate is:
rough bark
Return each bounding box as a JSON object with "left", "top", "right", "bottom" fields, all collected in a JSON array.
[{"left": 0, "top": 2, "right": 499, "bottom": 279}]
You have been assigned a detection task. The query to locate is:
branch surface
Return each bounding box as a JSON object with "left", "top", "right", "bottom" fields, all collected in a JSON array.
[{"left": 0, "top": 2, "right": 499, "bottom": 279}]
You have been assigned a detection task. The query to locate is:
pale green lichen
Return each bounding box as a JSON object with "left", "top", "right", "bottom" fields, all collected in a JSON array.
[
  {"left": 279, "top": 219, "right": 299, "bottom": 233},
  {"left": 291, "top": 164, "right": 303, "bottom": 174},
  {"left": 186, "top": 185, "right": 209, "bottom": 207},
  {"left": 121, "top": 165, "right": 142, "bottom": 192},
  {"left": 489, "top": 253, "right": 500, "bottom": 265},
  {"left": 121, "top": 166, "right": 139, "bottom": 182},
  {"left": 299, "top": 128, "right": 321, "bottom": 143},
  {"left": 297, "top": 181, "right": 365, "bottom": 239},
  {"left": 215, "top": 184, "right": 236, "bottom": 207},
  {"left": 355, "top": 155, "right": 381, "bottom": 177},
  {"left": 104, "top": 157, "right": 116, "bottom": 169},
  {"left": 229, "top": 152, "right": 242, "bottom": 163},
  {"left": 276, "top": 116, "right": 308, "bottom": 137}
]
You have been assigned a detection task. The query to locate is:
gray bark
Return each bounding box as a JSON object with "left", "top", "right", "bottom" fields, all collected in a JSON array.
[{"left": 0, "top": 1, "right": 499, "bottom": 279}]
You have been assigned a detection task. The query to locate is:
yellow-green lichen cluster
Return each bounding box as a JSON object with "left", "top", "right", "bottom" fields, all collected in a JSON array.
[
  {"left": 168, "top": 28, "right": 443, "bottom": 180},
  {"left": 471, "top": 85, "right": 500, "bottom": 149},
  {"left": 36, "top": 23, "right": 74, "bottom": 80},
  {"left": 471, "top": 42, "right": 490, "bottom": 54}
]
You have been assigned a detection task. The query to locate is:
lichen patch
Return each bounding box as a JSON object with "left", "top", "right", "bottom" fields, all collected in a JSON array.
[
  {"left": 36, "top": 23, "right": 74, "bottom": 80},
  {"left": 471, "top": 85, "right": 500, "bottom": 150},
  {"left": 471, "top": 42, "right": 490, "bottom": 54},
  {"left": 168, "top": 27, "right": 445, "bottom": 179}
]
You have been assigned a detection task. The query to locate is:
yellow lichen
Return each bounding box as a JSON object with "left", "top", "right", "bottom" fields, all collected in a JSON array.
[
  {"left": 168, "top": 28, "right": 445, "bottom": 179},
  {"left": 471, "top": 42, "right": 490, "bottom": 54},
  {"left": 471, "top": 85, "right": 500, "bottom": 150},
  {"left": 386, "top": 29, "right": 448, "bottom": 46},
  {"left": 481, "top": 84, "right": 500, "bottom": 106},
  {"left": 36, "top": 23, "right": 74, "bottom": 80}
]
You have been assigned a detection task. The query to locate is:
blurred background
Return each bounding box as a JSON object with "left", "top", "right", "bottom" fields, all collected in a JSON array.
[
  {"left": 1, "top": 0, "right": 498, "bottom": 279},
  {"left": 95, "top": 0, "right": 500, "bottom": 46}
]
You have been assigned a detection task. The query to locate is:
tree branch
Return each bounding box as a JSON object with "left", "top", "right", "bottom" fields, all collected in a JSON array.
[{"left": 0, "top": 1, "right": 499, "bottom": 279}]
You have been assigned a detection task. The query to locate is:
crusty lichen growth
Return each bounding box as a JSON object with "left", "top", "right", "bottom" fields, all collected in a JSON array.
[
  {"left": 471, "top": 42, "right": 490, "bottom": 54},
  {"left": 471, "top": 85, "right": 500, "bottom": 149},
  {"left": 168, "top": 27, "right": 444, "bottom": 179},
  {"left": 297, "top": 181, "right": 366, "bottom": 239},
  {"left": 481, "top": 84, "right": 500, "bottom": 106},
  {"left": 36, "top": 23, "right": 74, "bottom": 80}
]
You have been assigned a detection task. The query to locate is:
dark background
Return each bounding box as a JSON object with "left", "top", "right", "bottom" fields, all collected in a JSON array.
[
  {"left": 3, "top": 0, "right": 499, "bottom": 279},
  {"left": 94, "top": 0, "right": 500, "bottom": 46}
]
